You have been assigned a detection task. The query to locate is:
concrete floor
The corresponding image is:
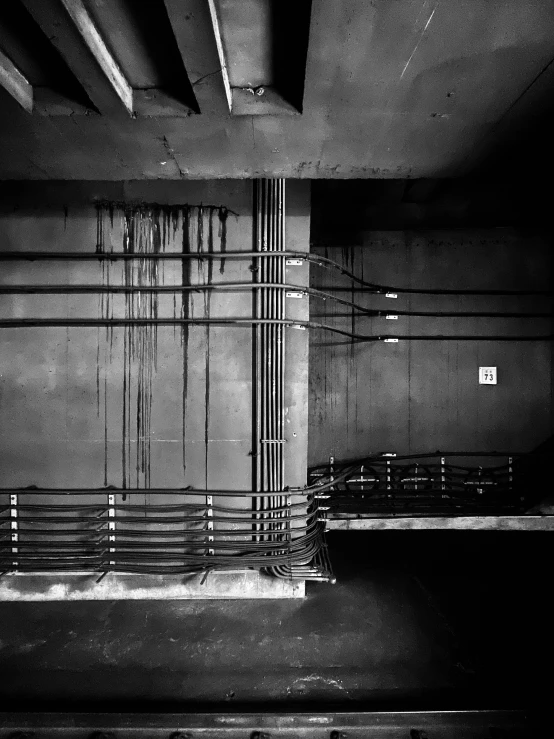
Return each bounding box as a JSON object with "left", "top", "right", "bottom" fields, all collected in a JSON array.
[{"left": 0, "top": 533, "right": 549, "bottom": 712}]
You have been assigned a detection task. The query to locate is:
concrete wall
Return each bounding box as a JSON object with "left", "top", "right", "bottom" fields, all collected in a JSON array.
[
  {"left": 0, "top": 181, "right": 310, "bottom": 557},
  {"left": 309, "top": 229, "right": 554, "bottom": 464}
]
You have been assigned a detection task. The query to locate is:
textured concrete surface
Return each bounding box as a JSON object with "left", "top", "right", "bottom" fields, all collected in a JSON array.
[
  {"left": 0, "top": 570, "right": 305, "bottom": 601},
  {"left": 0, "top": 180, "right": 313, "bottom": 595},
  {"left": 308, "top": 228, "right": 554, "bottom": 465},
  {"left": 0, "top": 533, "right": 550, "bottom": 712},
  {"left": 2, "top": 1, "right": 554, "bottom": 178}
]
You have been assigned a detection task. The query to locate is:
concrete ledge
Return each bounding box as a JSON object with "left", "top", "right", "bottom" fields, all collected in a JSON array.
[
  {"left": 0, "top": 710, "right": 539, "bottom": 737},
  {"left": 0, "top": 570, "right": 305, "bottom": 601},
  {"left": 327, "top": 515, "right": 554, "bottom": 531}
]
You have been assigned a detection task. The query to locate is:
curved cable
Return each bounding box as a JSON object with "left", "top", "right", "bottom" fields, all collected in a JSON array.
[
  {"left": 0, "top": 249, "right": 550, "bottom": 296},
  {"left": 2, "top": 282, "right": 552, "bottom": 319},
  {"left": 0, "top": 317, "right": 551, "bottom": 341}
]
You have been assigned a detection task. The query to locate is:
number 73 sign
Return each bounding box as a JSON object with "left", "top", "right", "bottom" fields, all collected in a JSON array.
[{"left": 479, "top": 367, "right": 497, "bottom": 385}]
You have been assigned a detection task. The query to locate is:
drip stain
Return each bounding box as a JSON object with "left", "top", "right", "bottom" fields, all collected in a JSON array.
[
  {"left": 104, "top": 369, "right": 108, "bottom": 488},
  {"left": 181, "top": 208, "right": 191, "bottom": 477},
  {"left": 204, "top": 209, "right": 215, "bottom": 489},
  {"left": 95, "top": 201, "right": 228, "bottom": 490},
  {"left": 218, "top": 207, "right": 229, "bottom": 274}
]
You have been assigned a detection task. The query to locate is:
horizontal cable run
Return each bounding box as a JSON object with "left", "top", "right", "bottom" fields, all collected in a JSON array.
[
  {"left": 308, "top": 451, "right": 542, "bottom": 519},
  {"left": 0, "top": 487, "right": 314, "bottom": 497},
  {"left": 0, "top": 317, "right": 551, "bottom": 341},
  {"left": 1, "top": 282, "right": 551, "bottom": 319},
  {"left": 0, "top": 249, "right": 550, "bottom": 295},
  {"left": 0, "top": 250, "right": 305, "bottom": 261},
  {"left": 0, "top": 525, "right": 330, "bottom": 578}
]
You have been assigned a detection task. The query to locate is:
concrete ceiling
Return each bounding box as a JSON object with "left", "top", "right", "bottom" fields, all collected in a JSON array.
[{"left": 1, "top": 0, "right": 554, "bottom": 180}]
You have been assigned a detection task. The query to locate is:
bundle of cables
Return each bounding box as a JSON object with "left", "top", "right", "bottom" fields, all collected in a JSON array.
[
  {"left": 308, "top": 451, "right": 541, "bottom": 517},
  {"left": 0, "top": 249, "right": 552, "bottom": 340},
  {"left": 0, "top": 487, "right": 334, "bottom": 582}
]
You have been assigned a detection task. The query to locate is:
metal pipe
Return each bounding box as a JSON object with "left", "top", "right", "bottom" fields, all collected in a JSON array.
[
  {"left": 268, "top": 180, "right": 276, "bottom": 504},
  {"left": 254, "top": 181, "right": 262, "bottom": 539},
  {"left": 277, "top": 180, "right": 284, "bottom": 528},
  {"left": 261, "top": 181, "right": 269, "bottom": 506}
]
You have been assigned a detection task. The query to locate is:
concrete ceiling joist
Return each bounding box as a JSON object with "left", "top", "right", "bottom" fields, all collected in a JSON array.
[
  {"left": 58, "top": 0, "right": 133, "bottom": 113},
  {"left": 20, "top": 0, "right": 132, "bottom": 116},
  {"left": 0, "top": 47, "right": 33, "bottom": 113},
  {"left": 163, "top": 0, "right": 229, "bottom": 116}
]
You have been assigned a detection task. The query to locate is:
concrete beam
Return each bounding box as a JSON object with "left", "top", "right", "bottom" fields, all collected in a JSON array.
[
  {"left": 58, "top": 0, "right": 132, "bottom": 113},
  {"left": 163, "top": 0, "right": 229, "bottom": 116},
  {"left": 327, "top": 516, "right": 554, "bottom": 531},
  {"left": 0, "top": 47, "right": 32, "bottom": 113},
  {"left": 21, "top": 0, "right": 132, "bottom": 116}
]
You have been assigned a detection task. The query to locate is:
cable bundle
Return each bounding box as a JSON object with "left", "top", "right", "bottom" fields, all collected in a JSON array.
[
  {"left": 308, "top": 452, "right": 539, "bottom": 517},
  {"left": 0, "top": 488, "right": 332, "bottom": 580}
]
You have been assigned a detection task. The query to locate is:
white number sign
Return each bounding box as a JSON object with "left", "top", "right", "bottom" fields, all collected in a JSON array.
[{"left": 479, "top": 367, "right": 497, "bottom": 385}]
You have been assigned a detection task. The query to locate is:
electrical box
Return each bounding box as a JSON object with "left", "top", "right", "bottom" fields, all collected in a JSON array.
[{"left": 479, "top": 367, "right": 497, "bottom": 385}]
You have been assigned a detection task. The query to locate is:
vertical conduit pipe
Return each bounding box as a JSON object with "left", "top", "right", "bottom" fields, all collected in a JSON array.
[{"left": 253, "top": 179, "right": 285, "bottom": 542}]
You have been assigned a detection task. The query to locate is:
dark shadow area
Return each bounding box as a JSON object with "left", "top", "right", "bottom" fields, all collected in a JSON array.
[
  {"left": 0, "top": 533, "right": 551, "bottom": 713},
  {"left": 272, "top": 0, "right": 312, "bottom": 112},
  {"left": 311, "top": 176, "right": 554, "bottom": 242},
  {"left": 85, "top": 0, "right": 198, "bottom": 109},
  {"left": 0, "top": 1, "right": 94, "bottom": 108}
]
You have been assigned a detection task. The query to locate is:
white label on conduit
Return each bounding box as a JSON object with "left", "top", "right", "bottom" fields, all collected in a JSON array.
[
  {"left": 385, "top": 292, "right": 397, "bottom": 298},
  {"left": 479, "top": 367, "right": 497, "bottom": 384},
  {"left": 386, "top": 314, "right": 398, "bottom": 320},
  {"left": 286, "top": 259, "right": 303, "bottom": 266},
  {"left": 384, "top": 338, "right": 399, "bottom": 343},
  {"left": 290, "top": 324, "right": 306, "bottom": 330},
  {"left": 286, "top": 292, "right": 304, "bottom": 299}
]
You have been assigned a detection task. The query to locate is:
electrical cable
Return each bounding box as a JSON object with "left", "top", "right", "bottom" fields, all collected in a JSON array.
[
  {"left": 0, "top": 486, "right": 314, "bottom": 497},
  {"left": 11, "top": 501, "right": 311, "bottom": 514},
  {"left": 2, "top": 282, "right": 552, "bottom": 319},
  {"left": 0, "top": 317, "right": 551, "bottom": 341},
  {"left": 1, "top": 249, "right": 550, "bottom": 295}
]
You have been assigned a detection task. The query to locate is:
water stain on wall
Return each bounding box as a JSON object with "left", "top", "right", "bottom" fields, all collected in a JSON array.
[{"left": 95, "top": 202, "right": 230, "bottom": 490}]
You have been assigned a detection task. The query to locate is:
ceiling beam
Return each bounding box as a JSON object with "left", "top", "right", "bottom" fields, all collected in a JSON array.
[
  {"left": 58, "top": 0, "right": 132, "bottom": 113},
  {"left": 163, "top": 0, "right": 229, "bottom": 116},
  {"left": 20, "top": 0, "right": 133, "bottom": 116},
  {"left": 0, "top": 48, "right": 33, "bottom": 113},
  {"left": 206, "top": 0, "right": 231, "bottom": 112}
]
